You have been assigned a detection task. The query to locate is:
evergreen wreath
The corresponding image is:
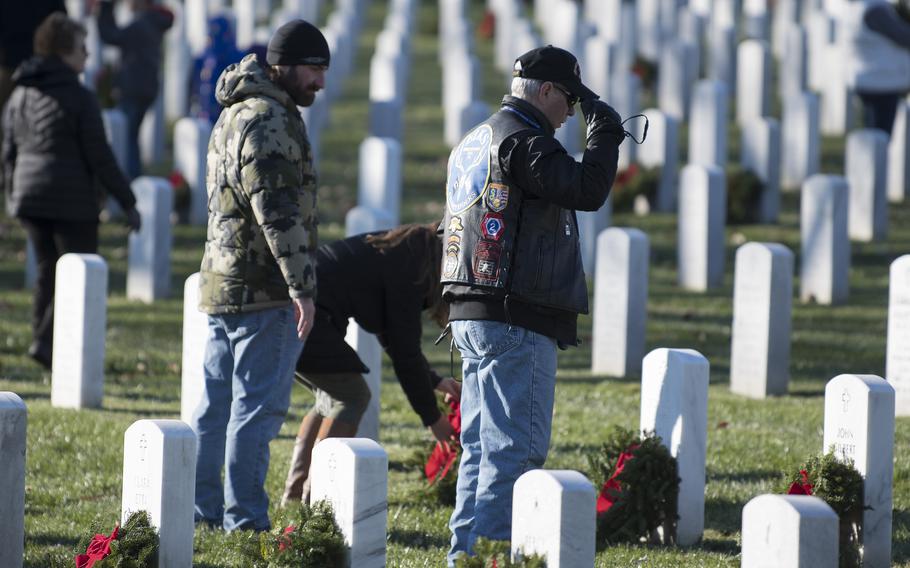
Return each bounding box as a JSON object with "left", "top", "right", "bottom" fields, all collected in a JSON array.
[
  {"left": 238, "top": 500, "right": 347, "bottom": 568},
  {"left": 782, "top": 452, "right": 865, "bottom": 568},
  {"left": 609, "top": 164, "right": 661, "bottom": 213},
  {"left": 725, "top": 165, "right": 765, "bottom": 225},
  {"left": 74, "top": 510, "right": 157, "bottom": 568},
  {"left": 587, "top": 426, "right": 679, "bottom": 546},
  {"left": 454, "top": 538, "right": 546, "bottom": 567}
]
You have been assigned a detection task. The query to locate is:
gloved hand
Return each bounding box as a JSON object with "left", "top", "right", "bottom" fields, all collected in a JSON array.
[
  {"left": 125, "top": 207, "right": 142, "bottom": 233},
  {"left": 581, "top": 99, "right": 625, "bottom": 146}
]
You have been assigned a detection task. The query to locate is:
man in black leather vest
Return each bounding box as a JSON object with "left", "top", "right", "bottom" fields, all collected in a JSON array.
[{"left": 442, "top": 45, "right": 623, "bottom": 563}]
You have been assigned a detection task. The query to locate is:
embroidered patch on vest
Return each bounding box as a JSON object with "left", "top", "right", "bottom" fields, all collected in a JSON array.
[
  {"left": 473, "top": 241, "right": 501, "bottom": 282},
  {"left": 448, "top": 216, "right": 464, "bottom": 233},
  {"left": 447, "top": 125, "right": 493, "bottom": 215},
  {"left": 481, "top": 212, "right": 504, "bottom": 241},
  {"left": 485, "top": 183, "right": 510, "bottom": 212},
  {"left": 444, "top": 251, "right": 459, "bottom": 277}
]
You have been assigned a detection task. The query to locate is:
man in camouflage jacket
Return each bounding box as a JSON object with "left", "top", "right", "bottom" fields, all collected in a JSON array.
[{"left": 192, "top": 20, "right": 327, "bottom": 533}]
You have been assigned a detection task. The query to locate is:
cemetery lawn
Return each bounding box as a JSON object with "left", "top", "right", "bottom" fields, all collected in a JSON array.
[{"left": 2, "top": 1, "right": 910, "bottom": 567}]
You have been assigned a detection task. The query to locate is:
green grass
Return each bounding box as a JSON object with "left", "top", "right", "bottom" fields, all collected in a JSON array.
[{"left": 2, "top": 0, "right": 910, "bottom": 566}]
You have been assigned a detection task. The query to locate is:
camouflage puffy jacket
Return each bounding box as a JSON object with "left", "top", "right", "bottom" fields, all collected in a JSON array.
[{"left": 199, "top": 54, "right": 317, "bottom": 314}]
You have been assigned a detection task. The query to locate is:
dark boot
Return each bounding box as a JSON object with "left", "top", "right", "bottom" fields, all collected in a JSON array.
[
  {"left": 281, "top": 413, "right": 323, "bottom": 507},
  {"left": 297, "top": 417, "right": 361, "bottom": 505}
]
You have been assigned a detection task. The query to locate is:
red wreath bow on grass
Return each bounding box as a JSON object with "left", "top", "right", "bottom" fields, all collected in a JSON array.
[
  {"left": 74, "top": 525, "right": 119, "bottom": 568},
  {"left": 425, "top": 400, "right": 461, "bottom": 484},
  {"left": 787, "top": 469, "right": 814, "bottom": 495},
  {"left": 278, "top": 525, "right": 296, "bottom": 552},
  {"left": 596, "top": 444, "right": 641, "bottom": 515}
]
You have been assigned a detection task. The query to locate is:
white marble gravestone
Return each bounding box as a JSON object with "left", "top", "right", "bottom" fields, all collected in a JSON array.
[
  {"left": 678, "top": 165, "right": 726, "bottom": 291},
  {"left": 741, "top": 495, "right": 838, "bottom": 567},
  {"left": 740, "top": 117, "right": 781, "bottom": 223},
  {"left": 577, "top": 200, "right": 612, "bottom": 277},
  {"left": 708, "top": 26, "right": 736, "bottom": 89},
  {"left": 730, "top": 243, "right": 793, "bottom": 398},
  {"left": 800, "top": 175, "right": 849, "bottom": 305},
  {"left": 511, "top": 470, "right": 596, "bottom": 567},
  {"left": 102, "top": 109, "right": 129, "bottom": 178},
  {"left": 51, "top": 254, "right": 108, "bottom": 409},
  {"left": 584, "top": 35, "right": 615, "bottom": 98},
  {"left": 127, "top": 178, "right": 173, "bottom": 303},
  {"left": 743, "top": 0, "right": 769, "bottom": 39},
  {"left": 823, "top": 375, "right": 895, "bottom": 568},
  {"left": 121, "top": 420, "right": 196, "bottom": 568},
  {"left": 164, "top": 3, "right": 191, "bottom": 121},
  {"left": 782, "top": 92, "right": 820, "bottom": 190},
  {"left": 637, "top": 0, "right": 661, "bottom": 62},
  {"left": 184, "top": 0, "right": 209, "bottom": 56},
  {"left": 779, "top": 24, "right": 808, "bottom": 102},
  {"left": 610, "top": 72, "right": 641, "bottom": 169},
  {"left": 592, "top": 228, "right": 649, "bottom": 377},
  {"left": 846, "top": 129, "right": 889, "bottom": 242},
  {"left": 888, "top": 256, "right": 910, "bottom": 416},
  {"left": 736, "top": 40, "right": 771, "bottom": 127},
  {"left": 368, "top": 99, "right": 402, "bottom": 141},
  {"left": 0, "top": 393, "right": 26, "bottom": 568},
  {"left": 173, "top": 118, "right": 212, "bottom": 226},
  {"left": 443, "top": 53, "right": 480, "bottom": 147},
  {"left": 310, "top": 438, "right": 388, "bottom": 568},
  {"left": 888, "top": 101, "right": 910, "bottom": 203},
  {"left": 639, "top": 108, "right": 679, "bottom": 212},
  {"left": 658, "top": 41, "right": 697, "bottom": 121},
  {"left": 640, "top": 348, "right": 709, "bottom": 546},
  {"left": 689, "top": 80, "right": 729, "bottom": 168},
  {"left": 139, "top": 93, "right": 165, "bottom": 167},
  {"left": 181, "top": 273, "right": 208, "bottom": 424},
  {"left": 358, "top": 137, "right": 402, "bottom": 227}
]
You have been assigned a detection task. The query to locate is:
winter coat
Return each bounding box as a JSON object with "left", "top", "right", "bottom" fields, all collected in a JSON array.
[
  {"left": 2, "top": 55, "right": 135, "bottom": 221},
  {"left": 198, "top": 54, "right": 317, "bottom": 314}
]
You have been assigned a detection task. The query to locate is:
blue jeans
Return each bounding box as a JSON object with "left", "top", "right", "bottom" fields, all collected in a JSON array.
[
  {"left": 447, "top": 320, "right": 557, "bottom": 565},
  {"left": 192, "top": 305, "right": 303, "bottom": 531},
  {"left": 118, "top": 96, "right": 154, "bottom": 180}
]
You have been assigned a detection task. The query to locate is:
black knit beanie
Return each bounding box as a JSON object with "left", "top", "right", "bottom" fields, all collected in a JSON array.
[{"left": 266, "top": 20, "right": 330, "bottom": 67}]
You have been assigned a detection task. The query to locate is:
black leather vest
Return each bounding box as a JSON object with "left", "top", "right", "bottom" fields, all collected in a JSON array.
[{"left": 441, "top": 105, "right": 589, "bottom": 314}]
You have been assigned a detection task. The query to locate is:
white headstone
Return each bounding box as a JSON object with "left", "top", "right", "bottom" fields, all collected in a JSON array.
[
  {"left": 234, "top": 0, "right": 257, "bottom": 50},
  {"left": 181, "top": 273, "right": 208, "bottom": 423},
  {"left": 708, "top": 26, "right": 736, "bottom": 89},
  {"left": 357, "top": 137, "right": 402, "bottom": 226},
  {"left": 658, "top": 41, "right": 697, "bottom": 121},
  {"left": 174, "top": 118, "right": 212, "bottom": 226},
  {"left": 678, "top": 165, "right": 726, "bottom": 291},
  {"left": 888, "top": 256, "right": 910, "bottom": 416},
  {"left": 846, "top": 129, "right": 889, "bottom": 242},
  {"left": 736, "top": 40, "right": 771, "bottom": 127},
  {"left": 743, "top": 0, "right": 769, "bottom": 40},
  {"left": 51, "top": 254, "right": 108, "bottom": 409},
  {"left": 741, "top": 495, "right": 839, "bottom": 567},
  {"left": 185, "top": 0, "right": 209, "bottom": 56},
  {"left": 121, "top": 420, "right": 196, "bottom": 568},
  {"left": 592, "top": 228, "right": 649, "bottom": 377},
  {"left": 584, "top": 35, "right": 615, "bottom": 99},
  {"left": 800, "top": 175, "right": 849, "bottom": 305},
  {"left": 164, "top": 4, "right": 191, "bottom": 121},
  {"left": 888, "top": 101, "right": 910, "bottom": 203},
  {"left": 0, "top": 393, "right": 26, "bottom": 568},
  {"left": 637, "top": 0, "right": 661, "bottom": 62},
  {"left": 510, "top": 470, "right": 596, "bottom": 567},
  {"left": 369, "top": 53, "right": 402, "bottom": 104},
  {"left": 779, "top": 24, "right": 808, "bottom": 102},
  {"left": 140, "top": 94, "right": 165, "bottom": 167},
  {"left": 741, "top": 117, "right": 782, "bottom": 223},
  {"left": 639, "top": 108, "right": 679, "bottom": 212},
  {"left": 368, "top": 100, "right": 402, "bottom": 141},
  {"left": 610, "top": 72, "right": 641, "bottom": 170},
  {"left": 781, "top": 92, "right": 820, "bottom": 190},
  {"left": 576, "top": 202, "right": 612, "bottom": 276},
  {"left": 823, "top": 374, "right": 894, "bottom": 568},
  {"left": 730, "top": 242, "right": 793, "bottom": 398},
  {"left": 127, "top": 178, "right": 173, "bottom": 303},
  {"left": 807, "top": 12, "right": 834, "bottom": 93},
  {"left": 688, "top": 80, "right": 729, "bottom": 168},
  {"left": 443, "top": 53, "right": 480, "bottom": 147},
  {"left": 310, "top": 438, "right": 388, "bottom": 568},
  {"left": 772, "top": 0, "right": 799, "bottom": 58},
  {"left": 640, "top": 348, "right": 709, "bottom": 546},
  {"left": 102, "top": 109, "right": 129, "bottom": 178}
]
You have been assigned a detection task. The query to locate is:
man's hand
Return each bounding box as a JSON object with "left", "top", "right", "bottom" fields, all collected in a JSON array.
[
  {"left": 429, "top": 414, "right": 457, "bottom": 443},
  {"left": 581, "top": 99, "right": 625, "bottom": 146},
  {"left": 124, "top": 207, "right": 141, "bottom": 233},
  {"left": 292, "top": 297, "right": 315, "bottom": 341},
  {"left": 435, "top": 377, "right": 462, "bottom": 403}
]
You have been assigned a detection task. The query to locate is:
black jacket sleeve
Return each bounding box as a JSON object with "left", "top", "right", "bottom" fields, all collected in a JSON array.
[
  {"left": 500, "top": 122, "right": 620, "bottom": 212},
  {"left": 97, "top": 1, "right": 132, "bottom": 47},
  {"left": 1, "top": 96, "right": 16, "bottom": 202},
  {"left": 78, "top": 93, "right": 136, "bottom": 211},
  {"left": 865, "top": 4, "right": 910, "bottom": 49}
]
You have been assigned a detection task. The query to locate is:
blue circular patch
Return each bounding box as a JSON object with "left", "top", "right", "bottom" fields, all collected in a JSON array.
[{"left": 447, "top": 125, "right": 492, "bottom": 214}]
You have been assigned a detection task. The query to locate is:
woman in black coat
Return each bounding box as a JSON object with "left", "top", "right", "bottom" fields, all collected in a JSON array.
[
  {"left": 2, "top": 13, "right": 140, "bottom": 368},
  {"left": 281, "top": 222, "right": 461, "bottom": 506}
]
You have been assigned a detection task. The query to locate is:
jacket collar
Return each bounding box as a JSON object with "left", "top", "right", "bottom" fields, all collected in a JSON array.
[{"left": 500, "top": 95, "right": 555, "bottom": 137}]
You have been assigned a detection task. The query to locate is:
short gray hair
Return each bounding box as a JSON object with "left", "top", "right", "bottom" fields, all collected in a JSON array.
[{"left": 510, "top": 77, "right": 544, "bottom": 100}]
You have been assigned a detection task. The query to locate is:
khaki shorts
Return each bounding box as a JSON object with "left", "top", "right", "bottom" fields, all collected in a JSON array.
[{"left": 295, "top": 371, "right": 371, "bottom": 423}]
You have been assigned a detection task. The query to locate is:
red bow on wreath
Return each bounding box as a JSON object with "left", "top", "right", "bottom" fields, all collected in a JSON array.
[
  {"left": 425, "top": 400, "right": 461, "bottom": 484},
  {"left": 278, "top": 525, "right": 296, "bottom": 552},
  {"left": 787, "top": 469, "right": 814, "bottom": 495},
  {"left": 74, "top": 525, "right": 119, "bottom": 568},
  {"left": 596, "top": 444, "right": 640, "bottom": 515}
]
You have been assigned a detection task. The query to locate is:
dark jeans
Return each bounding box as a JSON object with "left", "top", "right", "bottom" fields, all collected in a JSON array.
[
  {"left": 19, "top": 217, "right": 99, "bottom": 356},
  {"left": 857, "top": 91, "right": 902, "bottom": 135},
  {"left": 118, "top": 95, "right": 156, "bottom": 180}
]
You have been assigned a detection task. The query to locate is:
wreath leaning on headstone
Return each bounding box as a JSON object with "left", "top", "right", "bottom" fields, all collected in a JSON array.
[
  {"left": 74, "top": 510, "right": 158, "bottom": 568},
  {"left": 239, "top": 500, "right": 347, "bottom": 568},
  {"left": 453, "top": 537, "right": 546, "bottom": 567},
  {"left": 587, "top": 426, "right": 679, "bottom": 546},
  {"left": 783, "top": 451, "right": 865, "bottom": 568}
]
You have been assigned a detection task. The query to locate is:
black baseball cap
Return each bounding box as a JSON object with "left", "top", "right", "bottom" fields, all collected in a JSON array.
[
  {"left": 512, "top": 45, "right": 598, "bottom": 102},
  {"left": 267, "top": 20, "right": 330, "bottom": 67}
]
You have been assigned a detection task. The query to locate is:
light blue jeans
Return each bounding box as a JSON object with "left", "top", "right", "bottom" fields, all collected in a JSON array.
[
  {"left": 447, "top": 319, "right": 557, "bottom": 565},
  {"left": 192, "top": 305, "right": 303, "bottom": 532}
]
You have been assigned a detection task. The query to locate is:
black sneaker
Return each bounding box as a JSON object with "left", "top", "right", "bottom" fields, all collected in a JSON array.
[{"left": 27, "top": 343, "right": 52, "bottom": 370}]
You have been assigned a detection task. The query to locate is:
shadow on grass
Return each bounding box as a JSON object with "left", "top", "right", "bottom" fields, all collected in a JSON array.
[
  {"left": 704, "top": 495, "right": 748, "bottom": 537},
  {"left": 707, "top": 469, "right": 781, "bottom": 484},
  {"left": 388, "top": 527, "right": 449, "bottom": 550},
  {"left": 891, "top": 509, "right": 910, "bottom": 563}
]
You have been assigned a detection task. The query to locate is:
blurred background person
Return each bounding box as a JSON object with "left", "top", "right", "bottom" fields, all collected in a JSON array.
[
  {"left": 190, "top": 15, "right": 244, "bottom": 123},
  {"left": 2, "top": 13, "right": 141, "bottom": 369}
]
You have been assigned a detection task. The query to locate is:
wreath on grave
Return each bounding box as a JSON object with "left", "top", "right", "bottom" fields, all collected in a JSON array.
[
  {"left": 453, "top": 537, "right": 546, "bottom": 567},
  {"left": 239, "top": 500, "right": 346, "bottom": 568},
  {"left": 168, "top": 170, "right": 191, "bottom": 218},
  {"left": 587, "top": 426, "right": 679, "bottom": 546},
  {"left": 610, "top": 164, "right": 662, "bottom": 213},
  {"left": 726, "top": 166, "right": 765, "bottom": 225},
  {"left": 74, "top": 510, "right": 157, "bottom": 568},
  {"left": 422, "top": 398, "right": 462, "bottom": 505},
  {"left": 631, "top": 56, "right": 658, "bottom": 92},
  {"left": 782, "top": 451, "right": 865, "bottom": 568}
]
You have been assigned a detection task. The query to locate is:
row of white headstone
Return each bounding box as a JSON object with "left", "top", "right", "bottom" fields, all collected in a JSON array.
[{"left": 440, "top": 0, "right": 490, "bottom": 148}]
